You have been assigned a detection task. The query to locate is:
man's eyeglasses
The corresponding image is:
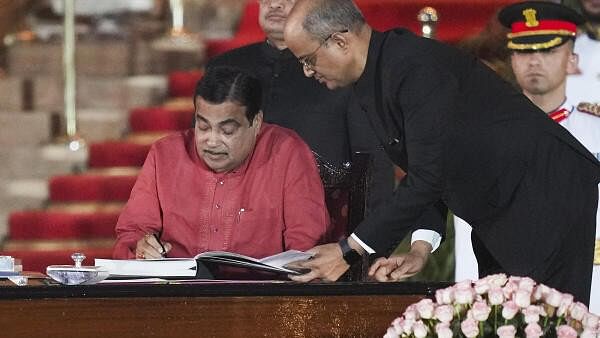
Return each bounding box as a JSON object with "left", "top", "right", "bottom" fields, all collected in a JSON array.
[
  {"left": 258, "top": 0, "right": 294, "bottom": 5},
  {"left": 298, "top": 29, "right": 348, "bottom": 72}
]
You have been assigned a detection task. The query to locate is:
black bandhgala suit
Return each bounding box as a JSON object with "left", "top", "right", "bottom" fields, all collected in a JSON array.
[{"left": 352, "top": 29, "right": 600, "bottom": 304}]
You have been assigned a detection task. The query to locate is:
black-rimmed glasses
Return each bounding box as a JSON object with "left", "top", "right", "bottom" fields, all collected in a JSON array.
[{"left": 298, "top": 29, "right": 348, "bottom": 72}]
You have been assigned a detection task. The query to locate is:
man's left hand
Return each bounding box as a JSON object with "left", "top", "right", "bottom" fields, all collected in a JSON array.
[
  {"left": 368, "top": 240, "right": 431, "bottom": 281},
  {"left": 288, "top": 243, "right": 350, "bottom": 282}
]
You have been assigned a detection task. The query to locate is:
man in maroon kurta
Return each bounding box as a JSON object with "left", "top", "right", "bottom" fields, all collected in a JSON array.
[{"left": 113, "top": 66, "right": 330, "bottom": 260}]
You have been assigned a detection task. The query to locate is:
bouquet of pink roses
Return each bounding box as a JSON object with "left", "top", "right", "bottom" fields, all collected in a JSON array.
[{"left": 384, "top": 274, "right": 599, "bottom": 338}]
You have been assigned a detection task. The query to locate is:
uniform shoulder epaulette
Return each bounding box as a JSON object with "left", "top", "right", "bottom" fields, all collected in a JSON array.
[{"left": 577, "top": 102, "right": 600, "bottom": 117}]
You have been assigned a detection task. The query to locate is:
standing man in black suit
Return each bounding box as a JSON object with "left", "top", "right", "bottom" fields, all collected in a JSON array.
[
  {"left": 205, "top": 0, "right": 395, "bottom": 214},
  {"left": 284, "top": 0, "right": 600, "bottom": 305}
]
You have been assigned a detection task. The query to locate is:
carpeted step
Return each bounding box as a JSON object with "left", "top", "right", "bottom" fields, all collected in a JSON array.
[
  {"left": 168, "top": 70, "right": 203, "bottom": 98},
  {"left": 88, "top": 141, "right": 151, "bottom": 168},
  {"left": 0, "top": 243, "right": 114, "bottom": 273},
  {"left": 49, "top": 174, "right": 137, "bottom": 202},
  {"left": 129, "top": 107, "right": 194, "bottom": 133},
  {"left": 8, "top": 210, "right": 120, "bottom": 240}
]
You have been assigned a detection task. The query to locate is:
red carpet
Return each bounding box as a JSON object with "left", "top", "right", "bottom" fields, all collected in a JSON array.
[
  {"left": 168, "top": 70, "right": 203, "bottom": 98},
  {"left": 49, "top": 175, "right": 137, "bottom": 202},
  {"left": 129, "top": 107, "right": 194, "bottom": 133},
  {"left": 9, "top": 211, "right": 119, "bottom": 240},
  {"left": 88, "top": 142, "right": 151, "bottom": 168}
]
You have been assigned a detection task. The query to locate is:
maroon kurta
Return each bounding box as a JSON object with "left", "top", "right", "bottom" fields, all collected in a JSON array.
[{"left": 113, "top": 123, "right": 330, "bottom": 259}]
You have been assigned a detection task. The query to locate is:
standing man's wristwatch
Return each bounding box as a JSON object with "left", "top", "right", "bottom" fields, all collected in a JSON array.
[{"left": 338, "top": 238, "right": 362, "bottom": 265}]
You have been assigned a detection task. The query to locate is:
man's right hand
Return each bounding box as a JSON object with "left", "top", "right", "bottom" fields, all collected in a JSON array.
[{"left": 135, "top": 234, "right": 172, "bottom": 259}]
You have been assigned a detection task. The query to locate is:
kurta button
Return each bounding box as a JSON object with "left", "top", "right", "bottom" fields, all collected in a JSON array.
[
  {"left": 215, "top": 204, "right": 221, "bottom": 209},
  {"left": 218, "top": 180, "right": 224, "bottom": 185}
]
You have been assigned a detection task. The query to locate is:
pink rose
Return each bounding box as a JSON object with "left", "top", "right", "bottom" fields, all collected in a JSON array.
[
  {"left": 391, "top": 317, "right": 404, "bottom": 334},
  {"left": 556, "top": 325, "right": 578, "bottom": 338},
  {"left": 488, "top": 287, "right": 505, "bottom": 305},
  {"left": 515, "top": 289, "right": 532, "bottom": 308},
  {"left": 522, "top": 305, "right": 542, "bottom": 324},
  {"left": 486, "top": 273, "right": 508, "bottom": 288},
  {"left": 412, "top": 320, "right": 428, "bottom": 338},
  {"left": 570, "top": 302, "right": 589, "bottom": 321},
  {"left": 533, "top": 284, "right": 550, "bottom": 301},
  {"left": 472, "top": 301, "right": 492, "bottom": 321},
  {"left": 461, "top": 318, "right": 479, "bottom": 338},
  {"left": 436, "top": 287, "right": 454, "bottom": 305},
  {"left": 546, "top": 288, "right": 563, "bottom": 307},
  {"left": 524, "top": 323, "right": 543, "bottom": 338},
  {"left": 434, "top": 304, "right": 455, "bottom": 323},
  {"left": 508, "top": 276, "right": 522, "bottom": 284},
  {"left": 455, "top": 286, "right": 475, "bottom": 305},
  {"left": 581, "top": 329, "right": 599, "bottom": 338},
  {"left": 415, "top": 298, "right": 434, "bottom": 319},
  {"left": 557, "top": 293, "right": 574, "bottom": 317},
  {"left": 383, "top": 326, "right": 400, "bottom": 338},
  {"left": 401, "top": 319, "right": 414, "bottom": 335},
  {"left": 474, "top": 279, "right": 490, "bottom": 295},
  {"left": 518, "top": 277, "right": 536, "bottom": 292},
  {"left": 497, "top": 325, "right": 517, "bottom": 338},
  {"left": 435, "top": 323, "right": 453, "bottom": 338},
  {"left": 503, "top": 280, "right": 518, "bottom": 299},
  {"left": 403, "top": 304, "right": 419, "bottom": 320},
  {"left": 583, "top": 313, "right": 599, "bottom": 329},
  {"left": 502, "top": 301, "right": 519, "bottom": 320}
]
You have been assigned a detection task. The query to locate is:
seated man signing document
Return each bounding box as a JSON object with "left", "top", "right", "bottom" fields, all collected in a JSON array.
[{"left": 113, "top": 66, "right": 331, "bottom": 260}]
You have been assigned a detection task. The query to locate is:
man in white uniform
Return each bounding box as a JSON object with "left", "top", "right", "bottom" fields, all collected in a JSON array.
[{"left": 454, "top": 1, "right": 600, "bottom": 314}]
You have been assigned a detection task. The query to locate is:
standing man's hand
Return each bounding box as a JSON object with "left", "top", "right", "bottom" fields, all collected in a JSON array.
[
  {"left": 368, "top": 240, "right": 431, "bottom": 282},
  {"left": 288, "top": 243, "right": 348, "bottom": 282},
  {"left": 288, "top": 238, "right": 366, "bottom": 282}
]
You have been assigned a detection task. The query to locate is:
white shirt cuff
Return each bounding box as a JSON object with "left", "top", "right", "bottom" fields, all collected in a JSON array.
[
  {"left": 350, "top": 233, "right": 376, "bottom": 254},
  {"left": 411, "top": 229, "right": 442, "bottom": 252}
]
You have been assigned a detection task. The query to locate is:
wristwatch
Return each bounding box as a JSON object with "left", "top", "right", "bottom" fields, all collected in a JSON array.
[{"left": 338, "top": 238, "right": 362, "bottom": 265}]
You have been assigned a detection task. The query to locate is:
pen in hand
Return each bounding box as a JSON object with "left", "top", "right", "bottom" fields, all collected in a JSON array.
[{"left": 153, "top": 233, "right": 167, "bottom": 257}]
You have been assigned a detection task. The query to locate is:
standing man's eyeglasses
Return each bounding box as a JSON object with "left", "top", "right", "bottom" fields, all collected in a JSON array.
[
  {"left": 298, "top": 29, "right": 348, "bottom": 72},
  {"left": 258, "top": 0, "right": 295, "bottom": 5}
]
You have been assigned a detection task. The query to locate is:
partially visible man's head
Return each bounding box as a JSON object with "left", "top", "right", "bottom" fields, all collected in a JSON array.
[
  {"left": 194, "top": 66, "right": 263, "bottom": 173},
  {"left": 258, "top": 0, "right": 296, "bottom": 48},
  {"left": 284, "top": 0, "right": 366, "bottom": 89},
  {"left": 580, "top": 0, "right": 600, "bottom": 20}
]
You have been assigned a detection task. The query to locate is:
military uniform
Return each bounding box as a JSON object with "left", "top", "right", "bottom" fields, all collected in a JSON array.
[
  {"left": 567, "top": 32, "right": 600, "bottom": 104},
  {"left": 562, "top": 101, "right": 600, "bottom": 314}
]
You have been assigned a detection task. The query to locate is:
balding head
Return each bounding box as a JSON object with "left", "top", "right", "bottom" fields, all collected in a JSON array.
[
  {"left": 285, "top": 0, "right": 365, "bottom": 42},
  {"left": 284, "top": 0, "right": 371, "bottom": 89}
]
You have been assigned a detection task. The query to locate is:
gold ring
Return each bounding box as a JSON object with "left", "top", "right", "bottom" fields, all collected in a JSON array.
[{"left": 136, "top": 252, "right": 145, "bottom": 259}]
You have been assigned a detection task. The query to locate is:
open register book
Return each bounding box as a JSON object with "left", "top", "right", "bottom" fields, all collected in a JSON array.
[{"left": 95, "top": 250, "right": 313, "bottom": 278}]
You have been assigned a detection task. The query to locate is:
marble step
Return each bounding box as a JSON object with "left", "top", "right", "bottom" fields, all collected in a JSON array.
[{"left": 0, "top": 74, "right": 167, "bottom": 112}]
